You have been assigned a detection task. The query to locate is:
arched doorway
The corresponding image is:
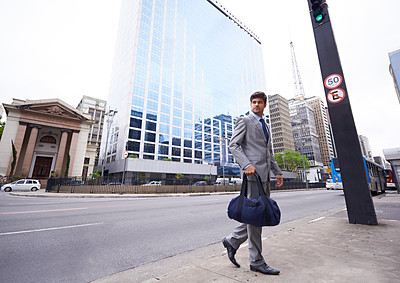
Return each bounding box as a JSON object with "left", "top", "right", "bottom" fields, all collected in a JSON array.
[{"left": 32, "top": 156, "right": 53, "bottom": 178}]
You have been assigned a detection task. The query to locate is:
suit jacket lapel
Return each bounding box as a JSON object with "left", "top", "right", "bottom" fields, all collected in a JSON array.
[{"left": 249, "top": 114, "right": 267, "bottom": 144}]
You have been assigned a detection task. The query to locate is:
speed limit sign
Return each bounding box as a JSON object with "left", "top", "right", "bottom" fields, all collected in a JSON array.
[
  {"left": 123, "top": 151, "right": 129, "bottom": 159},
  {"left": 324, "top": 74, "right": 343, "bottom": 89}
]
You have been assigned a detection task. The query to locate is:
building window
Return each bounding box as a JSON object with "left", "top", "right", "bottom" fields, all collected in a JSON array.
[
  {"left": 144, "top": 143, "right": 155, "bottom": 154},
  {"left": 172, "top": 147, "right": 181, "bottom": 156},
  {"left": 130, "top": 118, "right": 142, "bottom": 129},
  {"left": 145, "top": 132, "right": 156, "bottom": 142},
  {"left": 146, "top": 121, "right": 157, "bottom": 131},
  {"left": 146, "top": 111, "right": 158, "bottom": 121},
  {"left": 40, "top": 136, "right": 56, "bottom": 144},
  {"left": 127, "top": 141, "right": 140, "bottom": 152},
  {"left": 184, "top": 140, "right": 192, "bottom": 148},
  {"left": 159, "top": 145, "right": 169, "bottom": 155},
  {"left": 184, "top": 149, "right": 192, "bottom": 158},
  {"left": 129, "top": 129, "right": 141, "bottom": 140},
  {"left": 172, "top": 137, "right": 181, "bottom": 146},
  {"left": 159, "top": 134, "right": 170, "bottom": 144}
]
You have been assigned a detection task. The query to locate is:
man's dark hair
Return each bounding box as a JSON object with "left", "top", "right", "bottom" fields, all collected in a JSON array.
[{"left": 250, "top": 91, "right": 267, "bottom": 104}]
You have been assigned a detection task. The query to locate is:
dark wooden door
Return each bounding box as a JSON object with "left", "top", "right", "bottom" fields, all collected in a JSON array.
[{"left": 32, "top": 157, "right": 53, "bottom": 178}]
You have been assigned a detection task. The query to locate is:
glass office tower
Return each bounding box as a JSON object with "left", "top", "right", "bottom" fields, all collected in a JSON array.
[
  {"left": 389, "top": 48, "right": 400, "bottom": 104},
  {"left": 100, "top": 0, "right": 266, "bottom": 181}
]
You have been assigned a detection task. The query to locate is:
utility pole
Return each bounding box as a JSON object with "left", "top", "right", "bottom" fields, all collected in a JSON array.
[{"left": 307, "top": 0, "right": 377, "bottom": 225}]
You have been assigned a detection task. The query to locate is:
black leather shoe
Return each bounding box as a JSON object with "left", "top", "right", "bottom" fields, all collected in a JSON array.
[
  {"left": 222, "top": 238, "right": 240, "bottom": 268},
  {"left": 250, "top": 263, "right": 280, "bottom": 275}
]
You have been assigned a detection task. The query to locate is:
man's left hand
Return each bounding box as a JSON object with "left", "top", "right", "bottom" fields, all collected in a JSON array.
[{"left": 276, "top": 174, "right": 283, "bottom": 187}]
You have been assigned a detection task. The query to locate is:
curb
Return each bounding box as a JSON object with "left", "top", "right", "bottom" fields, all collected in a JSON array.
[{"left": 8, "top": 188, "right": 325, "bottom": 198}]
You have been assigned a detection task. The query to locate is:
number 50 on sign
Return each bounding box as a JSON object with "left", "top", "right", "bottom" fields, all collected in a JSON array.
[{"left": 324, "top": 74, "right": 343, "bottom": 89}]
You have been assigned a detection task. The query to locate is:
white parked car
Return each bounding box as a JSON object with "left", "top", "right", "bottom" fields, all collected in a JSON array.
[
  {"left": 142, "top": 181, "right": 161, "bottom": 186},
  {"left": 1, "top": 179, "right": 41, "bottom": 192},
  {"left": 326, "top": 179, "right": 343, "bottom": 190}
]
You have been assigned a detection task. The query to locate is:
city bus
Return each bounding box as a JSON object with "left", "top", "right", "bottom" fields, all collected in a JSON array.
[
  {"left": 383, "top": 169, "right": 396, "bottom": 189},
  {"left": 330, "top": 157, "right": 386, "bottom": 195}
]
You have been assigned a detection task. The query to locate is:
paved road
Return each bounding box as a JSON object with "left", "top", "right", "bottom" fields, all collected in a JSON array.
[{"left": 0, "top": 190, "right": 345, "bottom": 282}]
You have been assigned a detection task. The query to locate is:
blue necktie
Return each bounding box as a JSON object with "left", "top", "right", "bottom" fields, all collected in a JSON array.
[{"left": 260, "top": 118, "right": 269, "bottom": 143}]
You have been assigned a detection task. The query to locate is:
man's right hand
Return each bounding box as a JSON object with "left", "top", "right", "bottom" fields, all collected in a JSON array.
[{"left": 244, "top": 165, "right": 257, "bottom": 176}]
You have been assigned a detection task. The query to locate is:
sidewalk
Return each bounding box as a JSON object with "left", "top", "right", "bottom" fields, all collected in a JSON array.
[{"left": 92, "top": 191, "right": 400, "bottom": 283}]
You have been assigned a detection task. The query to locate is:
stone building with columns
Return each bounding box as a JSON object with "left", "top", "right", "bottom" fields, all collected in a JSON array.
[{"left": 0, "top": 98, "right": 91, "bottom": 183}]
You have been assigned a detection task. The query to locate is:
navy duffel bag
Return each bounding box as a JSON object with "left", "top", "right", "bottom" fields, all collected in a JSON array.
[{"left": 227, "top": 173, "right": 281, "bottom": 227}]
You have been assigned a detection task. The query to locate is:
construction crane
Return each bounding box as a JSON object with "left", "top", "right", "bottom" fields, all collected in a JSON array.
[{"left": 290, "top": 41, "right": 305, "bottom": 100}]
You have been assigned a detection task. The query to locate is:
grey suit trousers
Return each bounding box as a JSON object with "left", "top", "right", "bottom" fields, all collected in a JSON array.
[{"left": 226, "top": 180, "right": 270, "bottom": 266}]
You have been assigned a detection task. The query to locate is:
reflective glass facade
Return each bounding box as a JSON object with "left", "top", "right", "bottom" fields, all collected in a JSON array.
[
  {"left": 101, "top": 0, "right": 265, "bottom": 171},
  {"left": 389, "top": 49, "right": 400, "bottom": 104}
]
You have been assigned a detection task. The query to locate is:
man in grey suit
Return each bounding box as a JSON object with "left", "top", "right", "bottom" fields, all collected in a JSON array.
[{"left": 222, "top": 91, "right": 283, "bottom": 275}]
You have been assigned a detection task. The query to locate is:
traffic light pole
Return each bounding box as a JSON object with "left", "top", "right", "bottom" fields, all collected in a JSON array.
[{"left": 307, "top": 0, "right": 377, "bottom": 225}]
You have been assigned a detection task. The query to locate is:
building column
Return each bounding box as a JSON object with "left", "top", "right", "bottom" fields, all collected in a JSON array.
[
  {"left": 53, "top": 130, "right": 69, "bottom": 176},
  {"left": 21, "top": 125, "right": 40, "bottom": 176},
  {"left": 7, "top": 123, "right": 27, "bottom": 176},
  {"left": 66, "top": 131, "right": 79, "bottom": 177}
]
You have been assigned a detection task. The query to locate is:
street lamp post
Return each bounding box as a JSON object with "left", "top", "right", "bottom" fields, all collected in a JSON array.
[
  {"left": 218, "top": 137, "right": 227, "bottom": 185},
  {"left": 120, "top": 149, "right": 128, "bottom": 195},
  {"left": 299, "top": 129, "right": 308, "bottom": 189},
  {"left": 101, "top": 108, "right": 117, "bottom": 178},
  {"left": 281, "top": 151, "right": 288, "bottom": 170}
]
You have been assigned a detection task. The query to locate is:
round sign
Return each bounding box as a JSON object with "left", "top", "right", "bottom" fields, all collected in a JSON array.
[
  {"left": 123, "top": 151, "right": 129, "bottom": 159},
  {"left": 324, "top": 74, "right": 343, "bottom": 89},
  {"left": 327, "top": 88, "right": 345, "bottom": 104}
]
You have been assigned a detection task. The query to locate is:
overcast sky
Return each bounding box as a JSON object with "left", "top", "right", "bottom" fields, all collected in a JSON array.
[{"left": 0, "top": 0, "right": 399, "bottom": 157}]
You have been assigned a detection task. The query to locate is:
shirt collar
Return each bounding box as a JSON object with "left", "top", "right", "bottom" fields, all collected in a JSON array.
[{"left": 251, "top": 111, "right": 263, "bottom": 122}]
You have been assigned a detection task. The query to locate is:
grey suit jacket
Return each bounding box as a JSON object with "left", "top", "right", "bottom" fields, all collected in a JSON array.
[{"left": 229, "top": 114, "right": 282, "bottom": 183}]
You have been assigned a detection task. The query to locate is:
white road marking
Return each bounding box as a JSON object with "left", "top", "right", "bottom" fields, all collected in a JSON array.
[
  {"left": 0, "top": 222, "right": 103, "bottom": 236},
  {"left": 0, "top": 207, "right": 88, "bottom": 214},
  {"left": 309, "top": 216, "right": 325, "bottom": 223}
]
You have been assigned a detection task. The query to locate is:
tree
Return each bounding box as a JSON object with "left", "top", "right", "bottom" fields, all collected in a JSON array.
[
  {"left": 275, "top": 150, "right": 310, "bottom": 173},
  {"left": 10, "top": 140, "right": 17, "bottom": 176},
  {"left": 0, "top": 122, "right": 5, "bottom": 140},
  {"left": 90, "top": 169, "right": 102, "bottom": 179}
]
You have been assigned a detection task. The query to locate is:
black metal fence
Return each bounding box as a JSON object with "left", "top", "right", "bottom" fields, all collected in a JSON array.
[
  {"left": 46, "top": 177, "right": 325, "bottom": 194},
  {"left": 271, "top": 180, "right": 326, "bottom": 190}
]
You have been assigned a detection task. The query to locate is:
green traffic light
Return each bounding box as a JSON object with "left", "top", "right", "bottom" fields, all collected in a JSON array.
[{"left": 313, "top": 9, "right": 323, "bottom": 22}]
